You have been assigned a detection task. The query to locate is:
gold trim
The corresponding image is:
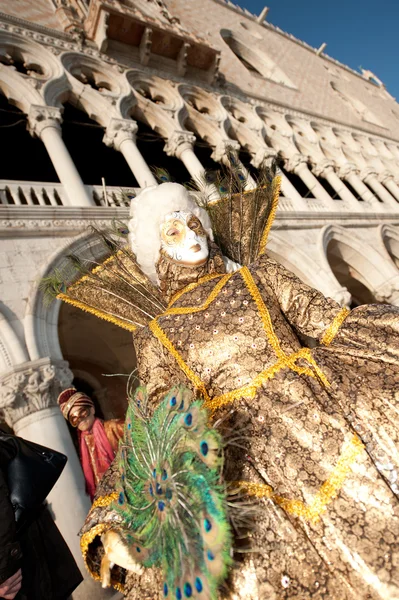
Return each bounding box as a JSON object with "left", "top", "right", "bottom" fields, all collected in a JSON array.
[
  {"left": 233, "top": 434, "right": 364, "bottom": 522},
  {"left": 168, "top": 273, "right": 224, "bottom": 308},
  {"left": 204, "top": 347, "right": 329, "bottom": 412},
  {"left": 321, "top": 307, "right": 351, "bottom": 346},
  {"left": 165, "top": 274, "right": 232, "bottom": 315},
  {"left": 91, "top": 492, "right": 119, "bottom": 510},
  {"left": 150, "top": 320, "right": 210, "bottom": 401},
  {"left": 150, "top": 267, "right": 330, "bottom": 413},
  {"left": 57, "top": 293, "right": 137, "bottom": 332},
  {"left": 258, "top": 175, "right": 282, "bottom": 256},
  {"left": 80, "top": 522, "right": 124, "bottom": 593},
  {"left": 240, "top": 267, "right": 284, "bottom": 359}
]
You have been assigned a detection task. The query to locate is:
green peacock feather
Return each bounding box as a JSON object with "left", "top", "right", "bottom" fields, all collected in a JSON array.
[{"left": 112, "top": 385, "right": 232, "bottom": 599}]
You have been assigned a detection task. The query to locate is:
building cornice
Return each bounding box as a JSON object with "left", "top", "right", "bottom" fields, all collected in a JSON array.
[{"left": 0, "top": 206, "right": 397, "bottom": 237}]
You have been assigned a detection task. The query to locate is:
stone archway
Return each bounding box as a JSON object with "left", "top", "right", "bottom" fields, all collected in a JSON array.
[
  {"left": 319, "top": 225, "right": 399, "bottom": 306},
  {"left": 379, "top": 225, "right": 399, "bottom": 270},
  {"left": 25, "top": 232, "right": 136, "bottom": 412}
]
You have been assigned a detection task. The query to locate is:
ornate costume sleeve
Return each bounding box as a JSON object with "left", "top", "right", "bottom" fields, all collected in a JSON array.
[{"left": 255, "top": 256, "right": 349, "bottom": 341}]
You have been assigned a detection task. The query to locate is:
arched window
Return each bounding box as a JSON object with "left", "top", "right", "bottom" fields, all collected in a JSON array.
[{"left": 220, "top": 29, "right": 296, "bottom": 89}]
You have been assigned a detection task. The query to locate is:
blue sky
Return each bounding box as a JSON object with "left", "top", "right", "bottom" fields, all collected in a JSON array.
[{"left": 235, "top": 0, "right": 399, "bottom": 101}]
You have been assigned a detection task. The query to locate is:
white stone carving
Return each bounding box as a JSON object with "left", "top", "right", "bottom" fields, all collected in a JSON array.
[
  {"left": 0, "top": 358, "right": 73, "bottom": 427},
  {"left": 164, "top": 130, "right": 196, "bottom": 158}
]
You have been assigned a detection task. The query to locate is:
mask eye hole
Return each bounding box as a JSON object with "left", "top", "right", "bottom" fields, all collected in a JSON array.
[{"left": 166, "top": 228, "right": 179, "bottom": 236}]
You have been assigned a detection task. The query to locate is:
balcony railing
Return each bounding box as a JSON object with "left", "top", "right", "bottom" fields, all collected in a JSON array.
[
  {"left": 0, "top": 180, "right": 138, "bottom": 208},
  {"left": 0, "top": 180, "right": 397, "bottom": 214}
]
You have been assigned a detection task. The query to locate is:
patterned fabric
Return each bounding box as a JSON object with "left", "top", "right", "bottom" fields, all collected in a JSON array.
[
  {"left": 82, "top": 254, "right": 399, "bottom": 599},
  {"left": 79, "top": 419, "right": 124, "bottom": 500}
]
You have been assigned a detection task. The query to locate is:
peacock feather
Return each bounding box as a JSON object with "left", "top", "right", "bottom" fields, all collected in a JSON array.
[
  {"left": 112, "top": 385, "right": 232, "bottom": 599},
  {"left": 188, "top": 153, "right": 281, "bottom": 266},
  {"left": 38, "top": 223, "right": 166, "bottom": 331}
]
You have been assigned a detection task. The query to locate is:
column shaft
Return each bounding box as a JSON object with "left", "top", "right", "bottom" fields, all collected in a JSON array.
[
  {"left": 119, "top": 138, "right": 157, "bottom": 188},
  {"left": 296, "top": 164, "right": 337, "bottom": 210},
  {"left": 384, "top": 179, "right": 399, "bottom": 202},
  {"left": 345, "top": 173, "right": 380, "bottom": 206},
  {"left": 324, "top": 170, "right": 360, "bottom": 208},
  {"left": 40, "top": 126, "right": 93, "bottom": 207},
  {"left": 280, "top": 173, "right": 308, "bottom": 209},
  {"left": 364, "top": 175, "right": 398, "bottom": 208}
]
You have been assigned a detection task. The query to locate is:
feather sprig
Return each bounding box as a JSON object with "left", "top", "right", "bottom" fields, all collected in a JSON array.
[
  {"left": 113, "top": 385, "right": 232, "bottom": 599},
  {"left": 39, "top": 222, "right": 166, "bottom": 331},
  {"left": 190, "top": 155, "right": 280, "bottom": 265}
]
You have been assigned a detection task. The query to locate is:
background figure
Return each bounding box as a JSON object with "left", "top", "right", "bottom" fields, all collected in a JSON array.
[
  {"left": 57, "top": 388, "right": 124, "bottom": 500},
  {"left": 0, "top": 434, "right": 82, "bottom": 600}
]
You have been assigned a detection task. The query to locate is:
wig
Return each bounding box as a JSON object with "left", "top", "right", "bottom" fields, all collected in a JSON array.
[{"left": 128, "top": 183, "right": 213, "bottom": 283}]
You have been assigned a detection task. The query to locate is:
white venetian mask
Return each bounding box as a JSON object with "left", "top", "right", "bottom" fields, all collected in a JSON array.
[{"left": 160, "top": 211, "right": 209, "bottom": 266}]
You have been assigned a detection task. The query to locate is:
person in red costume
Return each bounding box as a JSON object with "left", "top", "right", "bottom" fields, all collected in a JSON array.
[{"left": 57, "top": 388, "right": 124, "bottom": 500}]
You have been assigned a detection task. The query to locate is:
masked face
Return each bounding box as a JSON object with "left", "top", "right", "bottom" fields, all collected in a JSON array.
[{"left": 160, "top": 211, "right": 209, "bottom": 266}]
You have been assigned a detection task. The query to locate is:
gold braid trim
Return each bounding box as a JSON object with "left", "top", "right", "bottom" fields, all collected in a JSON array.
[
  {"left": 240, "top": 267, "right": 284, "bottom": 359},
  {"left": 151, "top": 267, "right": 330, "bottom": 414},
  {"left": 57, "top": 293, "right": 137, "bottom": 332},
  {"left": 165, "top": 274, "right": 232, "bottom": 315},
  {"left": 321, "top": 307, "right": 351, "bottom": 346},
  {"left": 80, "top": 521, "right": 124, "bottom": 594},
  {"left": 91, "top": 492, "right": 119, "bottom": 509},
  {"left": 232, "top": 434, "right": 364, "bottom": 522},
  {"left": 258, "top": 175, "right": 282, "bottom": 257},
  {"left": 168, "top": 273, "right": 224, "bottom": 308},
  {"left": 204, "top": 347, "right": 329, "bottom": 412},
  {"left": 149, "top": 320, "right": 210, "bottom": 402}
]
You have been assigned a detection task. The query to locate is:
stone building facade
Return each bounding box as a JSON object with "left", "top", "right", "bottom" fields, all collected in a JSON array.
[{"left": 0, "top": 0, "right": 398, "bottom": 597}]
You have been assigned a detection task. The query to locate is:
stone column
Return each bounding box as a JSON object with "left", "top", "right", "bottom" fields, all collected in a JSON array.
[
  {"left": 313, "top": 163, "right": 360, "bottom": 209},
  {"left": 28, "top": 105, "right": 93, "bottom": 208},
  {"left": 362, "top": 169, "right": 399, "bottom": 208},
  {"left": 0, "top": 358, "right": 106, "bottom": 599},
  {"left": 374, "top": 276, "right": 399, "bottom": 306},
  {"left": 104, "top": 118, "right": 157, "bottom": 188},
  {"left": 164, "top": 131, "right": 204, "bottom": 181},
  {"left": 338, "top": 164, "right": 380, "bottom": 207},
  {"left": 286, "top": 156, "right": 338, "bottom": 210},
  {"left": 379, "top": 172, "right": 399, "bottom": 203},
  {"left": 164, "top": 131, "right": 221, "bottom": 201}
]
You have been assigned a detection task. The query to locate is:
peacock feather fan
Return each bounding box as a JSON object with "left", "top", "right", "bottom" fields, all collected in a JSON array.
[
  {"left": 38, "top": 222, "right": 166, "bottom": 332},
  {"left": 189, "top": 152, "right": 281, "bottom": 266},
  {"left": 112, "top": 385, "right": 232, "bottom": 599}
]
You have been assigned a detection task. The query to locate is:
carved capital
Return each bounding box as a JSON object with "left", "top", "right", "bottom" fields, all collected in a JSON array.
[
  {"left": 331, "top": 287, "right": 352, "bottom": 308},
  {"left": 103, "top": 118, "right": 138, "bottom": 151},
  {"left": 0, "top": 358, "right": 73, "bottom": 428},
  {"left": 374, "top": 277, "right": 399, "bottom": 303},
  {"left": 377, "top": 170, "right": 394, "bottom": 185},
  {"left": 164, "top": 130, "right": 196, "bottom": 158},
  {"left": 337, "top": 162, "right": 358, "bottom": 179},
  {"left": 360, "top": 167, "right": 378, "bottom": 181},
  {"left": 250, "top": 146, "right": 277, "bottom": 168},
  {"left": 311, "top": 159, "right": 334, "bottom": 178},
  {"left": 28, "top": 105, "right": 63, "bottom": 138},
  {"left": 211, "top": 139, "right": 240, "bottom": 163},
  {"left": 285, "top": 153, "right": 307, "bottom": 173}
]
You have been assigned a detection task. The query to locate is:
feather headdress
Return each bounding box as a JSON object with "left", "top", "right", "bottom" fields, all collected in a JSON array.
[{"left": 192, "top": 156, "right": 281, "bottom": 266}]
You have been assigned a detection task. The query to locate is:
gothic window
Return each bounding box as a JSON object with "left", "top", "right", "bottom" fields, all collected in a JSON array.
[{"left": 220, "top": 29, "right": 297, "bottom": 89}]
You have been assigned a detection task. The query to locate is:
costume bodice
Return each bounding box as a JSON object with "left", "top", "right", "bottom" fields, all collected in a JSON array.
[{"left": 144, "top": 263, "right": 328, "bottom": 411}]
